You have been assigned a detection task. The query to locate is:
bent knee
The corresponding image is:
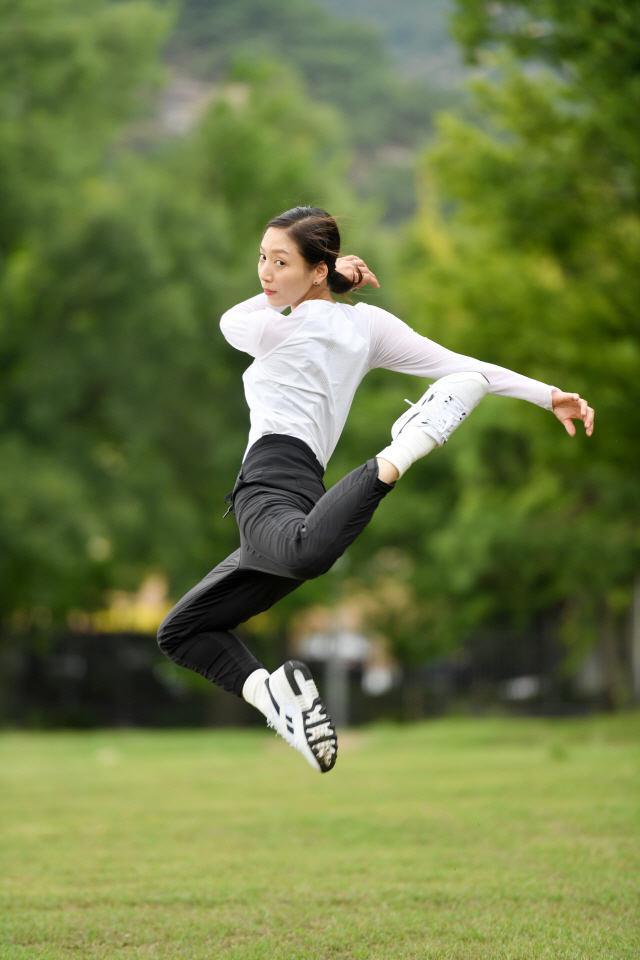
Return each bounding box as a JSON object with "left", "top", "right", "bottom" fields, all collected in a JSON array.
[
  {"left": 157, "top": 611, "right": 179, "bottom": 657},
  {"left": 286, "top": 553, "right": 333, "bottom": 581}
]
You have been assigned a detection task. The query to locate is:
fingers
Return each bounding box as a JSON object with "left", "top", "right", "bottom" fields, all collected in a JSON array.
[
  {"left": 341, "top": 255, "right": 380, "bottom": 288},
  {"left": 356, "top": 270, "right": 379, "bottom": 288},
  {"left": 560, "top": 401, "right": 594, "bottom": 437},
  {"left": 577, "top": 397, "right": 595, "bottom": 436},
  {"left": 354, "top": 259, "right": 376, "bottom": 286},
  {"left": 553, "top": 389, "right": 595, "bottom": 438},
  {"left": 585, "top": 405, "right": 595, "bottom": 436}
]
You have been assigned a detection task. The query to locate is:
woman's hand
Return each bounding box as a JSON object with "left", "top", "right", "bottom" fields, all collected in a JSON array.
[
  {"left": 335, "top": 255, "right": 380, "bottom": 289},
  {"left": 552, "top": 389, "right": 595, "bottom": 436}
]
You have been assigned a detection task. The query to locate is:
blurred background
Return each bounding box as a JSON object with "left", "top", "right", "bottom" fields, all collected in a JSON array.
[{"left": 1, "top": 0, "right": 639, "bottom": 729}]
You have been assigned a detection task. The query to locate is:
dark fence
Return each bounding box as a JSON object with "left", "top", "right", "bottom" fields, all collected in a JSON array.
[
  {"left": 0, "top": 622, "right": 611, "bottom": 729},
  {"left": 0, "top": 632, "right": 257, "bottom": 729}
]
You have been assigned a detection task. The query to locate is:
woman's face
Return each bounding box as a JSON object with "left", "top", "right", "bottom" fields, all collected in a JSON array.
[{"left": 258, "top": 227, "right": 327, "bottom": 308}]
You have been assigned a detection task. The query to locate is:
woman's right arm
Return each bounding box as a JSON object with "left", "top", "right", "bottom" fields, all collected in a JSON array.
[{"left": 220, "top": 294, "right": 286, "bottom": 356}]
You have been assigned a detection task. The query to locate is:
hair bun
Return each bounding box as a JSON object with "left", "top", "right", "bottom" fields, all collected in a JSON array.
[{"left": 328, "top": 263, "right": 361, "bottom": 295}]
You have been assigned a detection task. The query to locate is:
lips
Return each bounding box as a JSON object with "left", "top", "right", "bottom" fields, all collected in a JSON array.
[{"left": 263, "top": 288, "right": 276, "bottom": 296}]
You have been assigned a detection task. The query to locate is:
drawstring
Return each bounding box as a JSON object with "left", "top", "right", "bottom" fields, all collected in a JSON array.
[{"left": 223, "top": 491, "right": 234, "bottom": 519}]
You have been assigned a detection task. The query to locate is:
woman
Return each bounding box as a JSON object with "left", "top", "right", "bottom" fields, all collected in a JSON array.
[{"left": 158, "top": 206, "right": 594, "bottom": 774}]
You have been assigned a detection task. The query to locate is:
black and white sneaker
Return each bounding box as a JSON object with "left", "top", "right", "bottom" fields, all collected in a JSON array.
[
  {"left": 265, "top": 660, "right": 338, "bottom": 773},
  {"left": 392, "top": 371, "right": 490, "bottom": 446}
]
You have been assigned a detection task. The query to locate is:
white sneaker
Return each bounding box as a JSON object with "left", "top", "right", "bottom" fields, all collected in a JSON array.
[
  {"left": 392, "top": 372, "right": 490, "bottom": 446},
  {"left": 265, "top": 660, "right": 338, "bottom": 773}
]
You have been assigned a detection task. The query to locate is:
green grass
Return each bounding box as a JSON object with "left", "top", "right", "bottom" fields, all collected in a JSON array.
[{"left": 1, "top": 714, "right": 639, "bottom": 959}]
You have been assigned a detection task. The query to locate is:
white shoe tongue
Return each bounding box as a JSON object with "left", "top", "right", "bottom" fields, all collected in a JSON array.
[
  {"left": 445, "top": 395, "right": 467, "bottom": 418},
  {"left": 429, "top": 394, "right": 467, "bottom": 438}
]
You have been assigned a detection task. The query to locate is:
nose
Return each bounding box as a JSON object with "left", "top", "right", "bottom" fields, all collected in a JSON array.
[{"left": 259, "top": 261, "right": 271, "bottom": 282}]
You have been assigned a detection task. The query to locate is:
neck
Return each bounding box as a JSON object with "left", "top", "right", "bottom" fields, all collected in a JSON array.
[{"left": 291, "top": 282, "right": 334, "bottom": 310}]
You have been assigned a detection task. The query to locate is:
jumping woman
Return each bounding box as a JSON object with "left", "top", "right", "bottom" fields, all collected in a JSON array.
[{"left": 158, "top": 207, "right": 594, "bottom": 774}]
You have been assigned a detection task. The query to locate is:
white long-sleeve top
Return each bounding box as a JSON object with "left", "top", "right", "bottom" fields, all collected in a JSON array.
[{"left": 220, "top": 294, "right": 555, "bottom": 469}]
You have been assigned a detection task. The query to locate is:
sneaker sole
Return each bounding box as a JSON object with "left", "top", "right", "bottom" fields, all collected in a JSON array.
[{"left": 272, "top": 661, "right": 338, "bottom": 774}]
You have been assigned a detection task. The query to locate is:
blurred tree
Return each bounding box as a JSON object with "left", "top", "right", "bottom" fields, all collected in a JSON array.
[
  {"left": 0, "top": 0, "right": 170, "bottom": 621},
  {"left": 0, "top": 0, "right": 358, "bottom": 628},
  {"left": 320, "top": 0, "right": 466, "bottom": 88},
  {"left": 166, "top": 0, "right": 456, "bottom": 221},
  {"left": 355, "top": 0, "right": 640, "bottom": 695},
  {"left": 168, "top": 0, "right": 439, "bottom": 148}
]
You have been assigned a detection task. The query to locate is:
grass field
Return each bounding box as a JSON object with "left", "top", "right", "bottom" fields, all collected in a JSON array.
[{"left": 1, "top": 714, "right": 639, "bottom": 959}]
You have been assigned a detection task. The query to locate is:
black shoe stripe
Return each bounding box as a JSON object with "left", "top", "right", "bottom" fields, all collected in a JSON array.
[
  {"left": 265, "top": 678, "right": 280, "bottom": 716},
  {"left": 302, "top": 698, "right": 332, "bottom": 729},
  {"left": 305, "top": 717, "right": 330, "bottom": 729},
  {"left": 305, "top": 717, "right": 336, "bottom": 742},
  {"left": 283, "top": 659, "right": 312, "bottom": 696},
  {"left": 399, "top": 410, "right": 421, "bottom": 432}
]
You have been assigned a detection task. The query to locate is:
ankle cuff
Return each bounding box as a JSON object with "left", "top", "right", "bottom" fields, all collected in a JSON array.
[
  {"left": 377, "top": 444, "right": 412, "bottom": 479},
  {"left": 242, "top": 668, "right": 270, "bottom": 710}
]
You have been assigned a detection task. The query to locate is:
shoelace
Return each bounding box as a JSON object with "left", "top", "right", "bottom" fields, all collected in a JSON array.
[{"left": 403, "top": 392, "right": 468, "bottom": 439}]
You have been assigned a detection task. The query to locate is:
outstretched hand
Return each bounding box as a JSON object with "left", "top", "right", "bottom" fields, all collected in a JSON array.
[
  {"left": 335, "top": 254, "right": 380, "bottom": 289},
  {"left": 552, "top": 389, "right": 595, "bottom": 436}
]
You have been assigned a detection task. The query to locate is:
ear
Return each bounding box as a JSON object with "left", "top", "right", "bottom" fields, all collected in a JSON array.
[{"left": 314, "top": 262, "right": 328, "bottom": 285}]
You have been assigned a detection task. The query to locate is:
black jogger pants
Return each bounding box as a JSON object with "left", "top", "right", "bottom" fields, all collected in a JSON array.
[{"left": 157, "top": 435, "right": 393, "bottom": 696}]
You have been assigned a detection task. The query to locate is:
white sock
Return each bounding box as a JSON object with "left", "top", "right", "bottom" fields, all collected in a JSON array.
[
  {"left": 242, "top": 668, "right": 271, "bottom": 718},
  {"left": 377, "top": 425, "right": 439, "bottom": 479}
]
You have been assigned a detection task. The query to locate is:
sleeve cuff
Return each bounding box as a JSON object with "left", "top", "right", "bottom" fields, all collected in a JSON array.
[{"left": 541, "top": 385, "right": 557, "bottom": 411}]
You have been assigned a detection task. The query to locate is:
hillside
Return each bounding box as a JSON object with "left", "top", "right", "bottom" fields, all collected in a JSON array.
[
  {"left": 319, "top": 0, "right": 467, "bottom": 87},
  {"left": 165, "top": 0, "right": 463, "bottom": 220},
  {"left": 166, "top": 0, "right": 453, "bottom": 148}
]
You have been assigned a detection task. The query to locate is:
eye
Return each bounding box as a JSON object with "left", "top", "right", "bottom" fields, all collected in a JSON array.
[
  {"left": 275, "top": 259, "right": 285, "bottom": 266},
  {"left": 259, "top": 253, "right": 266, "bottom": 261}
]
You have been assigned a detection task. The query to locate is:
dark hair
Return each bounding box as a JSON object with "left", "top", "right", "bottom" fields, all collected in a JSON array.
[{"left": 265, "top": 206, "right": 361, "bottom": 295}]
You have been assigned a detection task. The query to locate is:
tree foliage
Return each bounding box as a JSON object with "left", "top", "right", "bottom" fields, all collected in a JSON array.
[
  {"left": 0, "top": 0, "right": 358, "bottom": 625},
  {"left": 168, "top": 0, "right": 440, "bottom": 149},
  {"left": 365, "top": 0, "right": 640, "bottom": 683},
  {"left": 167, "top": 0, "right": 459, "bottom": 222}
]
